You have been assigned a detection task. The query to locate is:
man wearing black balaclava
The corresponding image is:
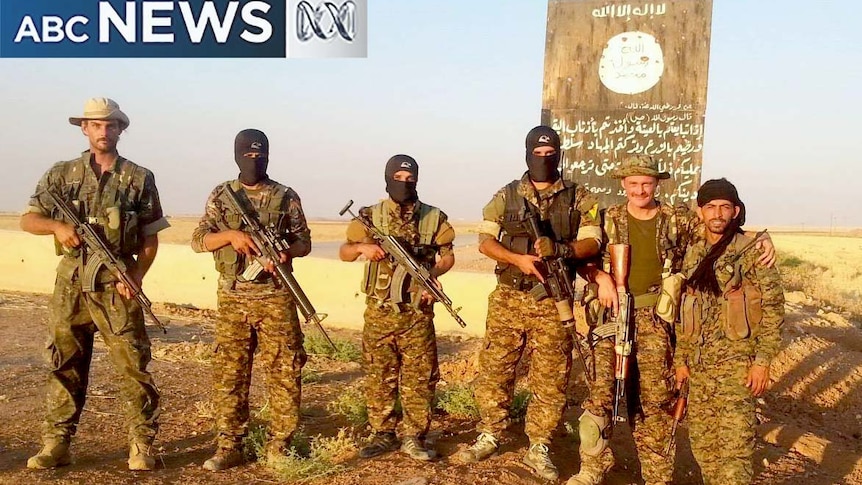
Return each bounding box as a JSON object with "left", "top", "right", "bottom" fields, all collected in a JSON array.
[
  {"left": 191, "top": 129, "right": 313, "bottom": 472},
  {"left": 455, "top": 126, "right": 602, "bottom": 481},
  {"left": 674, "top": 178, "right": 784, "bottom": 485},
  {"left": 340, "top": 154, "right": 456, "bottom": 462}
]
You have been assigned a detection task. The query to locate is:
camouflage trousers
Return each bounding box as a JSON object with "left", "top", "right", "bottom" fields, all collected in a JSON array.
[
  {"left": 213, "top": 283, "right": 306, "bottom": 452},
  {"left": 687, "top": 353, "right": 756, "bottom": 485},
  {"left": 579, "top": 308, "right": 674, "bottom": 484},
  {"left": 474, "top": 284, "right": 573, "bottom": 445},
  {"left": 41, "top": 275, "right": 160, "bottom": 444},
  {"left": 362, "top": 303, "right": 438, "bottom": 438}
]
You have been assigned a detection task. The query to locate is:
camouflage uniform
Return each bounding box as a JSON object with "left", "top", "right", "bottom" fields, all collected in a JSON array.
[
  {"left": 191, "top": 179, "right": 310, "bottom": 453},
  {"left": 474, "top": 173, "right": 601, "bottom": 445},
  {"left": 26, "top": 151, "right": 169, "bottom": 446},
  {"left": 345, "top": 199, "right": 455, "bottom": 439},
  {"left": 675, "top": 235, "right": 784, "bottom": 485},
  {"left": 578, "top": 202, "right": 700, "bottom": 483}
]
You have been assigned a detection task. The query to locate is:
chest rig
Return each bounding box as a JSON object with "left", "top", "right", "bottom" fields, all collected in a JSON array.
[
  {"left": 362, "top": 201, "right": 441, "bottom": 305},
  {"left": 212, "top": 180, "right": 292, "bottom": 281},
  {"left": 496, "top": 179, "right": 579, "bottom": 290}
]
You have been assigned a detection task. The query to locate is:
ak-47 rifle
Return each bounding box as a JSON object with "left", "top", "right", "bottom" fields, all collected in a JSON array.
[
  {"left": 338, "top": 200, "right": 467, "bottom": 328},
  {"left": 45, "top": 189, "right": 165, "bottom": 333},
  {"left": 223, "top": 185, "right": 336, "bottom": 352},
  {"left": 523, "top": 202, "right": 593, "bottom": 387},
  {"left": 665, "top": 378, "right": 689, "bottom": 457},
  {"left": 609, "top": 243, "right": 634, "bottom": 425}
]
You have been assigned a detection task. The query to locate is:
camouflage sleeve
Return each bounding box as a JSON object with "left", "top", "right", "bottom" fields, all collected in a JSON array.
[
  {"left": 574, "top": 186, "right": 601, "bottom": 243},
  {"left": 190, "top": 185, "right": 225, "bottom": 253},
  {"left": 24, "top": 165, "right": 57, "bottom": 216},
  {"left": 677, "top": 204, "right": 704, "bottom": 249},
  {"left": 477, "top": 188, "right": 506, "bottom": 245},
  {"left": 283, "top": 189, "right": 311, "bottom": 257},
  {"left": 751, "top": 251, "right": 785, "bottom": 367},
  {"left": 434, "top": 211, "right": 455, "bottom": 257},
  {"left": 345, "top": 206, "right": 372, "bottom": 243},
  {"left": 138, "top": 171, "right": 170, "bottom": 237}
]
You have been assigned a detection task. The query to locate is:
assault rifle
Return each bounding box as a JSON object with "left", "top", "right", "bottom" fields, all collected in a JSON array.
[
  {"left": 224, "top": 185, "right": 336, "bottom": 352},
  {"left": 609, "top": 243, "right": 634, "bottom": 425},
  {"left": 665, "top": 378, "right": 689, "bottom": 457},
  {"left": 523, "top": 202, "right": 593, "bottom": 386},
  {"left": 45, "top": 189, "right": 165, "bottom": 333},
  {"left": 338, "top": 200, "right": 466, "bottom": 328}
]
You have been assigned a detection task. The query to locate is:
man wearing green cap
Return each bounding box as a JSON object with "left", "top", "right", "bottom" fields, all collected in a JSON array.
[
  {"left": 674, "top": 178, "right": 784, "bottom": 485},
  {"left": 21, "top": 98, "right": 168, "bottom": 471},
  {"left": 569, "top": 156, "right": 775, "bottom": 485}
]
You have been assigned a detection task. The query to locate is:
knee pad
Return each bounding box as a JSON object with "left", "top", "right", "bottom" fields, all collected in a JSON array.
[{"left": 578, "top": 410, "right": 609, "bottom": 457}]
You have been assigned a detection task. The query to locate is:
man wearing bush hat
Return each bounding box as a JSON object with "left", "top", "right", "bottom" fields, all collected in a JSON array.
[{"left": 22, "top": 97, "right": 168, "bottom": 471}]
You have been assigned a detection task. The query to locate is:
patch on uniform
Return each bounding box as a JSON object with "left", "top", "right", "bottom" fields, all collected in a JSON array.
[{"left": 588, "top": 203, "right": 599, "bottom": 220}]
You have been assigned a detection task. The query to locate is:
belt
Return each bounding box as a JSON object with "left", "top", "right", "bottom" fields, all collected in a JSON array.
[
  {"left": 497, "top": 273, "right": 540, "bottom": 292},
  {"left": 633, "top": 292, "right": 659, "bottom": 309}
]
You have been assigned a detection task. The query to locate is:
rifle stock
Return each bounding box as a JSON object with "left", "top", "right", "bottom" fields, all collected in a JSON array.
[
  {"left": 609, "top": 243, "right": 634, "bottom": 424},
  {"left": 339, "top": 200, "right": 467, "bottom": 328},
  {"left": 46, "top": 190, "right": 165, "bottom": 333},
  {"left": 224, "top": 186, "right": 336, "bottom": 352}
]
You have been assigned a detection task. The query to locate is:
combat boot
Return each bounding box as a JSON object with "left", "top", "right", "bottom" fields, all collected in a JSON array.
[
  {"left": 26, "top": 438, "right": 71, "bottom": 469},
  {"left": 523, "top": 443, "right": 559, "bottom": 481},
  {"left": 359, "top": 432, "right": 399, "bottom": 458},
  {"left": 128, "top": 442, "right": 156, "bottom": 471},
  {"left": 400, "top": 436, "right": 436, "bottom": 461},
  {"left": 454, "top": 432, "right": 498, "bottom": 463},
  {"left": 566, "top": 468, "right": 602, "bottom": 485},
  {"left": 202, "top": 448, "right": 245, "bottom": 471}
]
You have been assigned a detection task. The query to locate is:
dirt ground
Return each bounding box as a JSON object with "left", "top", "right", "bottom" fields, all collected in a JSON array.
[{"left": 1, "top": 289, "right": 861, "bottom": 485}]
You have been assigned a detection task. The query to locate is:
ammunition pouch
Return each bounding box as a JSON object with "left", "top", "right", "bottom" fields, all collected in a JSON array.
[
  {"left": 679, "top": 290, "right": 702, "bottom": 342},
  {"left": 655, "top": 272, "right": 685, "bottom": 324},
  {"left": 723, "top": 279, "right": 763, "bottom": 341}
]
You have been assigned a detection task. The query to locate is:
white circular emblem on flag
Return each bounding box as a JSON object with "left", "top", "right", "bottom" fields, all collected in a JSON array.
[{"left": 598, "top": 31, "right": 664, "bottom": 95}]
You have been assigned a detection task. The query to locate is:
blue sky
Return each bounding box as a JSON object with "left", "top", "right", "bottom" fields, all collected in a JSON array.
[{"left": 0, "top": 0, "right": 859, "bottom": 228}]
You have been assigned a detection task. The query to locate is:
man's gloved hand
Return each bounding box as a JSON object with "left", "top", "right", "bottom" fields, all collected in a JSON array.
[{"left": 535, "top": 236, "right": 573, "bottom": 258}]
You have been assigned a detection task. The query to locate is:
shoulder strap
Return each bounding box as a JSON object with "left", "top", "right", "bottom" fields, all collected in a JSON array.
[{"left": 416, "top": 202, "right": 441, "bottom": 246}]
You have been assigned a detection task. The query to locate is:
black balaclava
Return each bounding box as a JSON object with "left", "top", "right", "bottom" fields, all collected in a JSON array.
[
  {"left": 235, "top": 129, "right": 269, "bottom": 186},
  {"left": 384, "top": 154, "right": 419, "bottom": 204},
  {"left": 525, "top": 125, "right": 562, "bottom": 183}
]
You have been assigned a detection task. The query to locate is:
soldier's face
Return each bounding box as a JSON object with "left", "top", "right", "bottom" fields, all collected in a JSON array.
[
  {"left": 621, "top": 176, "right": 658, "bottom": 208},
  {"left": 82, "top": 120, "right": 121, "bottom": 152},
  {"left": 697, "top": 200, "right": 741, "bottom": 235},
  {"left": 392, "top": 170, "right": 416, "bottom": 183}
]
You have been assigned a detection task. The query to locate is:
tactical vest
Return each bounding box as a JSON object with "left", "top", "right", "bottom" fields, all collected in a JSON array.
[
  {"left": 679, "top": 235, "right": 764, "bottom": 344},
  {"left": 212, "top": 180, "right": 292, "bottom": 280},
  {"left": 362, "top": 201, "right": 441, "bottom": 302},
  {"left": 53, "top": 154, "right": 149, "bottom": 258},
  {"left": 496, "top": 179, "right": 579, "bottom": 289}
]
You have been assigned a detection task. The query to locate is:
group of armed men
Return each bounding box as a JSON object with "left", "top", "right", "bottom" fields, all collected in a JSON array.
[{"left": 22, "top": 98, "right": 783, "bottom": 485}]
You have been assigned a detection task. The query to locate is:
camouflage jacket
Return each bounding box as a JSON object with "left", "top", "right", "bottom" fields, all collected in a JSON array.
[
  {"left": 26, "top": 150, "right": 168, "bottom": 279},
  {"left": 602, "top": 201, "right": 702, "bottom": 276},
  {"left": 675, "top": 234, "right": 785, "bottom": 369}
]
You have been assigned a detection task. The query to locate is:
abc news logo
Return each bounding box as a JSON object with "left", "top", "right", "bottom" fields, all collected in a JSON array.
[{"left": 0, "top": 0, "right": 366, "bottom": 58}]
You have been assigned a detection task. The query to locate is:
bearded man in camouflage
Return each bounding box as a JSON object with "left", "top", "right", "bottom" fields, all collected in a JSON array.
[
  {"left": 455, "top": 125, "right": 602, "bottom": 481},
  {"left": 340, "top": 155, "right": 455, "bottom": 462},
  {"left": 674, "top": 178, "right": 784, "bottom": 485},
  {"left": 192, "top": 129, "right": 310, "bottom": 471},
  {"left": 22, "top": 98, "right": 168, "bottom": 471}
]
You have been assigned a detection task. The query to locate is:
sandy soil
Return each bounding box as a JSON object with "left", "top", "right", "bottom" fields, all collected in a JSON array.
[{"left": 0, "top": 288, "right": 861, "bottom": 484}]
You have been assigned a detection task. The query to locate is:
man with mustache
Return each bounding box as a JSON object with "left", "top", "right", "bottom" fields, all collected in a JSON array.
[
  {"left": 455, "top": 126, "right": 602, "bottom": 481},
  {"left": 191, "top": 129, "right": 311, "bottom": 471},
  {"left": 339, "top": 155, "right": 455, "bottom": 461},
  {"left": 22, "top": 98, "right": 168, "bottom": 471},
  {"left": 673, "top": 178, "right": 784, "bottom": 485},
  {"left": 569, "top": 158, "right": 775, "bottom": 485}
]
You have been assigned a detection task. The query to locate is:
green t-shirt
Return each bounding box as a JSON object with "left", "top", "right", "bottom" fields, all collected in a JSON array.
[{"left": 627, "top": 213, "right": 663, "bottom": 296}]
